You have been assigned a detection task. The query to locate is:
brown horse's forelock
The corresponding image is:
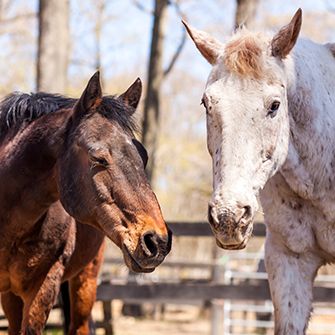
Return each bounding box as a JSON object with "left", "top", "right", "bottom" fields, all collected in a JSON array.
[
  {"left": 0, "top": 92, "right": 138, "bottom": 143},
  {"left": 98, "top": 96, "right": 138, "bottom": 134}
]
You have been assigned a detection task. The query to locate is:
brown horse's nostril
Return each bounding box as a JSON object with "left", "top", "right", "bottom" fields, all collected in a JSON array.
[
  {"left": 166, "top": 228, "right": 172, "bottom": 253},
  {"left": 141, "top": 231, "right": 159, "bottom": 257}
]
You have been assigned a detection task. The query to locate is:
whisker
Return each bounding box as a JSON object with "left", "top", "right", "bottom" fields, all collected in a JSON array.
[{"left": 256, "top": 209, "right": 265, "bottom": 216}]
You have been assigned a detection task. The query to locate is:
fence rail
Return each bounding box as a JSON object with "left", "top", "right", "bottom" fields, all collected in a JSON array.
[
  {"left": 168, "top": 221, "right": 266, "bottom": 237},
  {"left": 96, "top": 281, "right": 335, "bottom": 303}
]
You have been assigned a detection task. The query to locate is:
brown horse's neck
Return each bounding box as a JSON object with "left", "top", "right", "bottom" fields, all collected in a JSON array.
[{"left": 0, "top": 109, "right": 71, "bottom": 238}]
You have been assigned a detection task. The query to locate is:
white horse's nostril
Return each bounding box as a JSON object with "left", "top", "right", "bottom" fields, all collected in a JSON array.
[{"left": 241, "top": 205, "right": 252, "bottom": 221}]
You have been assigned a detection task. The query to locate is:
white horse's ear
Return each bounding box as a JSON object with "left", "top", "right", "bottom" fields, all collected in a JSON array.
[
  {"left": 182, "top": 20, "right": 223, "bottom": 65},
  {"left": 271, "top": 8, "right": 302, "bottom": 59}
]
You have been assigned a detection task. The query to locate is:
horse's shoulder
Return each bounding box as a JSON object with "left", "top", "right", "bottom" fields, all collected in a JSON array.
[
  {"left": 261, "top": 175, "right": 315, "bottom": 252},
  {"left": 262, "top": 173, "right": 335, "bottom": 258}
]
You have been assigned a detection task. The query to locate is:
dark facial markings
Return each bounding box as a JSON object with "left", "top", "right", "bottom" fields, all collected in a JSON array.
[
  {"left": 201, "top": 97, "right": 211, "bottom": 115},
  {"left": 201, "top": 98, "right": 207, "bottom": 113}
]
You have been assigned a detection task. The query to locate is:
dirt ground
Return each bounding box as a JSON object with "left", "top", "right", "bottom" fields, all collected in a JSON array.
[
  {"left": 109, "top": 303, "right": 210, "bottom": 335},
  {"left": 0, "top": 301, "right": 210, "bottom": 335},
  {"left": 110, "top": 316, "right": 209, "bottom": 335},
  {"left": 0, "top": 301, "right": 222, "bottom": 335},
  {"left": 1, "top": 299, "right": 335, "bottom": 335}
]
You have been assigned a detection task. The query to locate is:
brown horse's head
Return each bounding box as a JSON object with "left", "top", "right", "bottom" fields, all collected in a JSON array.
[{"left": 58, "top": 72, "right": 171, "bottom": 272}]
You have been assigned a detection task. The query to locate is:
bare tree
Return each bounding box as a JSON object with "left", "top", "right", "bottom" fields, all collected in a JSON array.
[
  {"left": 37, "top": 2, "right": 70, "bottom": 331},
  {"left": 235, "top": 0, "right": 259, "bottom": 29},
  {"left": 122, "top": 0, "right": 173, "bottom": 317},
  {"left": 141, "top": 0, "right": 186, "bottom": 183},
  {"left": 92, "top": 0, "right": 106, "bottom": 87},
  {"left": 141, "top": 0, "right": 169, "bottom": 183},
  {"left": 37, "top": 0, "right": 69, "bottom": 92}
]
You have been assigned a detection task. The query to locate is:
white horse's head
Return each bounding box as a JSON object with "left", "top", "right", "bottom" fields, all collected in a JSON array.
[{"left": 184, "top": 9, "right": 302, "bottom": 249}]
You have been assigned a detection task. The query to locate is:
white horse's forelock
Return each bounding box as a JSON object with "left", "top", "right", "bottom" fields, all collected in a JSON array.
[{"left": 222, "top": 29, "right": 268, "bottom": 79}]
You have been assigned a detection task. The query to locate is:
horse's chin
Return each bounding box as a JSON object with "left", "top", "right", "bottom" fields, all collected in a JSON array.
[
  {"left": 212, "top": 220, "right": 253, "bottom": 250},
  {"left": 215, "top": 238, "right": 248, "bottom": 250},
  {"left": 122, "top": 244, "right": 156, "bottom": 273},
  {"left": 127, "top": 261, "right": 155, "bottom": 273}
]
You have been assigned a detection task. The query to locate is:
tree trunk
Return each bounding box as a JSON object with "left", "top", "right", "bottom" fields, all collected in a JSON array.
[
  {"left": 37, "top": 0, "right": 69, "bottom": 92},
  {"left": 37, "top": 2, "right": 70, "bottom": 330},
  {"left": 235, "top": 0, "right": 259, "bottom": 29},
  {"left": 122, "top": 0, "right": 169, "bottom": 317},
  {"left": 141, "top": 0, "right": 169, "bottom": 183},
  {"left": 93, "top": 0, "right": 105, "bottom": 88}
]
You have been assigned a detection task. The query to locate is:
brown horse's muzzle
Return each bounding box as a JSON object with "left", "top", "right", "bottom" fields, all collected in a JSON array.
[
  {"left": 208, "top": 202, "right": 254, "bottom": 250},
  {"left": 122, "top": 228, "right": 172, "bottom": 273}
]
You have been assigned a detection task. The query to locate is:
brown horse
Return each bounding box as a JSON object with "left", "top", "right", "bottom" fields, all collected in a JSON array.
[{"left": 0, "top": 72, "right": 172, "bottom": 334}]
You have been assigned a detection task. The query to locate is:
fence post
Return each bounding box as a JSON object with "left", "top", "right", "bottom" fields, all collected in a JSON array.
[
  {"left": 102, "top": 299, "right": 114, "bottom": 335},
  {"left": 210, "top": 246, "right": 225, "bottom": 335}
]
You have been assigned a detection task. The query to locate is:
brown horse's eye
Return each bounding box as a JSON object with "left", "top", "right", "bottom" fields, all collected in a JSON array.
[
  {"left": 267, "top": 100, "right": 280, "bottom": 118},
  {"left": 90, "top": 156, "right": 109, "bottom": 168}
]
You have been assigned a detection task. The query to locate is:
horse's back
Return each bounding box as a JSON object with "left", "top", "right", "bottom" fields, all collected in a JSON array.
[{"left": 294, "top": 38, "right": 335, "bottom": 92}]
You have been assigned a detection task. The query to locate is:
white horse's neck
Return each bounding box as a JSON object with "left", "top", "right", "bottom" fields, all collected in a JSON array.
[{"left": 281, "top": 38, "right": 335, "bottom": 215}]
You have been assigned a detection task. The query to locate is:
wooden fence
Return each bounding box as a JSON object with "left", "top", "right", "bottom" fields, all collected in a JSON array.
[
  {"left": 1, "top": 221, "right": 334, "bottom": 334},
  {"left": 95, "top": 222, "right": 335, "bottom": 335}
]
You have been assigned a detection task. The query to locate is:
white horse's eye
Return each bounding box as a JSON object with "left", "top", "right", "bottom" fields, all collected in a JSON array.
[{"left": 267, "top": 100, "right": 280, "bottom": 118}]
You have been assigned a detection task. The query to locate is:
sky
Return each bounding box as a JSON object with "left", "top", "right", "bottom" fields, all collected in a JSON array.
[{"left": 0, "top": 0, "right": 334, "bottom": 92}]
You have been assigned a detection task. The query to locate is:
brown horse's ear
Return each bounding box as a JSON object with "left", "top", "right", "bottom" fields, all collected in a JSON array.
[
  {"left": 76, "top": 71, "right": 102, "bottom": 116},
  {"left": 118, "top": 77, "right": 142, "bottom": 111},
  {"left": 271, "top": 8, "right": 302, "bottom": 59},
  {"left": 182, "top": 20, "right": 223, "bottom": 65}
]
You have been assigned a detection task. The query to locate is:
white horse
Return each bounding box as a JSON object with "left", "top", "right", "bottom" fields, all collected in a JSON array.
[{"left": 184, "top": 9, "right": 335, "bottom": 334}]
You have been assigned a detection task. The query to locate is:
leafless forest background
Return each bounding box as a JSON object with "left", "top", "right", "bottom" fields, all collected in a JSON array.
[
  {"left": 2, "top": 0, "right": 335, "bottom": 225},
  {"left": 1, "top": 1, "right": 335, "bottom": 333}
]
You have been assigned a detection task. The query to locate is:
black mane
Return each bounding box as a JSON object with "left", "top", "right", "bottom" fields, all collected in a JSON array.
[{"left": 0, "top": 92, "right": 137, "bottom": 142}]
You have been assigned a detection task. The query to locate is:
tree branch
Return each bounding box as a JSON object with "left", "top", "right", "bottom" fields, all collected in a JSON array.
[
  {"left": 163, "top": 0, "right": 186, "bottom": 77},
  {"left": 0, "top": 12, "right": 35, "bottom": 25},
  {"left": 131, "top": 0, "right": 153, "bottom": 15}
]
